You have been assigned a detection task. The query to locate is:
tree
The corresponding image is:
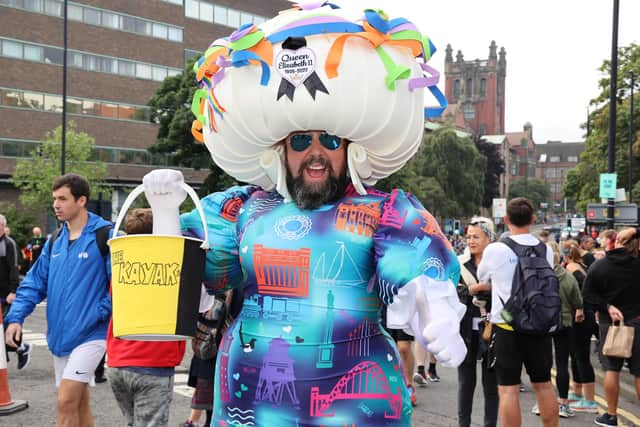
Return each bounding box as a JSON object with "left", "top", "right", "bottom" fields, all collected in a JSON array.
[
  {"left": 563, "top": 43, "right": 640, "bottom": 212},
  {"left": 148, "top": 58, "right": 236, "bottom": 195},
  {"left": 415, "top": 128, "right": 486, "bottom": 217},
  {"left": 11, "top": 122, "right": 110, "bottom": 210},
  {"left": 508, "top": 177, "right": 550, "bottom": 209},
  {"left": 0, "top": 201, "right": 35, "bottom": 270},
  {"left": 474, "top": 137, "right": 505, "bottom": 208}
]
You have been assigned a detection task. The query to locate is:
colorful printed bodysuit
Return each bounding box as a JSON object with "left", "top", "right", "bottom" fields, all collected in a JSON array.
[{"left": 181, "top": 185, "right": 460, "bottom": 427}]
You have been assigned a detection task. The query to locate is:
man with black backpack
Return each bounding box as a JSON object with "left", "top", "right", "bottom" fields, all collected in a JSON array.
[
  {"left": 477, "top": 197, "right": 560, "bottom": 427},
  {"left": 5, "top": 174, "right": 112, "bottom": 427}
]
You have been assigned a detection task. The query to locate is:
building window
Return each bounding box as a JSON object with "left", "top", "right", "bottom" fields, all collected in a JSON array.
[
  {"left": 0, "top": 1, "right": 183, "bottom": 43},
  {"left": 167, "top": 27, "right": 182, "bottom": 42},
  {"left": 152, "top": 22, "right": 168, "bottom": 39},
  {"left": 1, "top": 37, "right": 182, "bottom": 82},
  {"left": 135, "top": 63, "right": 152, "bottom": 80},
  {"left": 545, "top": 168, "right": 556, "bottom": 179},
  {"left": 549, "top": 155, "right": 560, "bottom": 162},
  {"left": 567, "top": 155, "right": 578, "bottom": 162},
  {"left": 453, "top": 79, "right": 460, "bottom": 98},
  {"left": 199, "top": 1, "right": 213, "bottom": 22},
  {"left": 83, "top": 7, "right": 101, "bottom": 26},
  {"left": 184, "top": 0, "right": 268, "bottom": 28},
  {"left": 480, "top": 78, "right": 486, "bottom": 96},
  {"left": 0, "top": 86, "right": 152, "bottom": 123},
  {"left": 184, "top": 49, "right": 200, "bottom": 63},
  {"left": 44, "top": 0, "right": 62, "bottom": 16},
  {"left": 465, "top": 78, "right": 472, "bottom": 97},
  {"left": 2, "top": 40, "right": 22, "bottom": 58},
  {"left": 185, "top": 0, "right": 199, "bottom": 19},
  {"left": 23, "top": 0, "right": 43, "bottom": 12},
  {"left": 68, "top": 3, "right": 82, "bottom": 21}
]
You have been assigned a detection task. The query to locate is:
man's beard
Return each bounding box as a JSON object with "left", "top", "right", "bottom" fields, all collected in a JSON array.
[{"left": 286, "top": 155, "right": 349, "bottom": 210}]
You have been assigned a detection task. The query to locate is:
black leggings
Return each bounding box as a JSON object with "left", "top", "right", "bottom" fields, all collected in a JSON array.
[
  {"left": 553, "top": 327, "right": 571, "bottom": 399},
  {"left": 570, "top": 313, "right": 596, "bottom": 384}
]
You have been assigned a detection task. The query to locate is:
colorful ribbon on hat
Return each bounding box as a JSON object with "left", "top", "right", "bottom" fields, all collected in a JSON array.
[
  {"left": 192, "top": 25, "right": 274, "bottom": 141},
  {"left": 191, "top": 40, "right": 231, "bottom": 142},
  {"left": 227, "top": 23, "right": 273, "bottom": 86},
  {"left": 325, "top": 9, "right": 428, "bottom": 90}
]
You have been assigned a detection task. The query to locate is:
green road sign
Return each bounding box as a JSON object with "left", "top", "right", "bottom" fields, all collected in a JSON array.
[{"left": 599, "top": 173, "right": 617, "bottom": 199}]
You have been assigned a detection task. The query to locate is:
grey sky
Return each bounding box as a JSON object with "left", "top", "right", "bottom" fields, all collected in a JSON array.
[{"left": 332, "top": 0, "right": 640, "bottom": 144}]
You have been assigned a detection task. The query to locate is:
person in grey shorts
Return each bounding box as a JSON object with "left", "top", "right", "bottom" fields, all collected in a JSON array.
[{"left": 106, "top": 208, "right": 186, "bottom": 427}]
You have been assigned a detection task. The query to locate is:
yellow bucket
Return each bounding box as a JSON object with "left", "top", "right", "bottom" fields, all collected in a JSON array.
[{"left": 109, "top": 182, "right": 209, "bottom": 340}]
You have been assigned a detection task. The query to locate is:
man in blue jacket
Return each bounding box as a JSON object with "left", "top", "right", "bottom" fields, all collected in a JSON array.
[{"left": 5, "top": 174, "right": 112, "bottom": 427}]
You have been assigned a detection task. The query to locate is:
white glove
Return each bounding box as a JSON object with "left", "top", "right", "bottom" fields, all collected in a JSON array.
[
  {"left": 405, "top": 276, "right": 467, "bottom": 368},
  {"left": 142, "top": 169, "right": 187, "bottom": 236}
]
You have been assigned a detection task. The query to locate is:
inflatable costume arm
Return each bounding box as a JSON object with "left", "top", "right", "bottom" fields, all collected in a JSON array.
[{"left": 374, "top": 189, "right": 466, "bottom": 367}]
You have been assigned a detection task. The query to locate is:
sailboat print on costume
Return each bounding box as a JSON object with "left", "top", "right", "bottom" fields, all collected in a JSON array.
[{"left": 312, "top": 241, "right": 365, "bottom": 287}]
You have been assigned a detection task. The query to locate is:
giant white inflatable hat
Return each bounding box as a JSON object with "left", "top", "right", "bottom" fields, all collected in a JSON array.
[{"left": 191, "top": 1, "right": 447, "bottom": 199}]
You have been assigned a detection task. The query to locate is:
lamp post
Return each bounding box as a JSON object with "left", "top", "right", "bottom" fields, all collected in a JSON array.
[
  {"left": 61, "top": 0, "right": 68, "bottom": 175},
  {"left": 630, "top": 71, "right": 635, "bottom": 202},
  {"left": 606, "top": 0, "right": 619, "bottom": 229}
]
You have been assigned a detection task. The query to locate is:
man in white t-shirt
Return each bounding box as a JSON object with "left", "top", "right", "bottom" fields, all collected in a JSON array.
[{"left": 477, "top": 197, "right": 559, "bottom": 427}]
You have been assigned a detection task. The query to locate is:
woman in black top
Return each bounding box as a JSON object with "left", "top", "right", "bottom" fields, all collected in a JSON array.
[
  {"left": 456, "top": 217, "right": 498, "bottom": 427},
  {"left": 582, "top": 228, "right": 640, "bottom": 426},
  {"left": 564, "top": 244, "right": 598, "bottom": 412}
]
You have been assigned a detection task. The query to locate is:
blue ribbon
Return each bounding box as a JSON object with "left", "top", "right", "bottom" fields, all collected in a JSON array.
[{"left": 230, "top": 50, "right": 271, "bottom": 86}]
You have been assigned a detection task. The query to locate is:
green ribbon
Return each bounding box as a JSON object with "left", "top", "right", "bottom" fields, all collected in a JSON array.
[{"left": 375, "top": 46, "right": 410, "bottom": 90}]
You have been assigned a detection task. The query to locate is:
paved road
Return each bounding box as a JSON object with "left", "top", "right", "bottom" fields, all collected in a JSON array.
[{"left": 2, "top": 303, "right": 639, "bottom": 426}]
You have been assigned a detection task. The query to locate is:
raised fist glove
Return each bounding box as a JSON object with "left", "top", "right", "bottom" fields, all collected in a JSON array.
[{"left": 142, "top": 169, "right": 187, "bottom": 236}]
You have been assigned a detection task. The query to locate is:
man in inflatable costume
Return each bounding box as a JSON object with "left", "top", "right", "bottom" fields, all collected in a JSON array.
[{"left": 145, "top": 2, "right": 466, "bottom": 425}]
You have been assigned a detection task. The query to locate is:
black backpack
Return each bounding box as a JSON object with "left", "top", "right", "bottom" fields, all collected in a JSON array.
[
  {"left": 499, "top": 237, "right": 562, "bottom": 335},
  {"left": 49, "top": 224, "right": 112, "bottom": 257}
]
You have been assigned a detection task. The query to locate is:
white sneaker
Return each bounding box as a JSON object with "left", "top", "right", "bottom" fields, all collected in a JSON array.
[
  {"left": 413, "top": 372, "right": 428, "bottom": 387},
  {"left": 531, "top": 403, "right": 540, "bottom": 416}
]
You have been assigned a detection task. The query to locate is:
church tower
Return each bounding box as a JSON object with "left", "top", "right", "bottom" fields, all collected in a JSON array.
[{"left": 444, "top": 41, "right": 506, "bottom": 136}]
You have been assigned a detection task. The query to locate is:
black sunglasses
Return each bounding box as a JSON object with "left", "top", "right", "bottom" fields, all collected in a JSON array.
[{"left": 288, "top": 133, "right": 342, "bottom": 152}]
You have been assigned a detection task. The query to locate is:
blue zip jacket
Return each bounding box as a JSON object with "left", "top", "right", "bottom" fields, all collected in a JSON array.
[{"left": 6, "top": 212, "right": 112, "bottom": 356}]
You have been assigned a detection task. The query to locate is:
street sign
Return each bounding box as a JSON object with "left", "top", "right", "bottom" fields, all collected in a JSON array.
[
  {"left": 492, "top": 198, "right": 506, "bottom": 218},
  {"left": 585, "top": 203, "right": 638, "bottom": 224},
  {"left": 599, "top": 173, "right": 617, "bottom": 199}
]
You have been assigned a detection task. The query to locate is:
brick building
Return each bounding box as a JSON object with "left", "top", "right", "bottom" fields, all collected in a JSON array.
[
  {"left": 0, "top": 0, "right": 289, "bottom": 220},
  {"left": 535, "top": 140, "right": 584, "bottom": 209},
  {"left": 443, "top": 40, "right": 506, "bottom": 136}
]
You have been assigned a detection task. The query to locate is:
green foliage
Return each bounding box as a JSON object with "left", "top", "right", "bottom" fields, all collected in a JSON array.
[
  {"left": 509, "top": 177, "right": 550, "bottom": 209},
  {"left": 148, "top": 57, "right": 236, "bottom": 194},
  {"left": 416, "top": 128, "right": 486, "bottom": 217},
  {"left": 474, "top": 137, "right": 505, "bottom": 208},
  {"left": 0, "top": 202, "right": 35, "bottom": 252},
  {"left": 564, "top": 43, "right": 640, "bottom": 212},
  {"left": 378, "top": 127, "right": 486, "bottom": 217},
  {"left": 11, "top": 122, "right": 110, "bottom": 210}
]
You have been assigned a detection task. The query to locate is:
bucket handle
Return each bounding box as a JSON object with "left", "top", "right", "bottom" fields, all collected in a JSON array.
[{"left": 112, "top": 182, "right": 210, "bottom": 250}]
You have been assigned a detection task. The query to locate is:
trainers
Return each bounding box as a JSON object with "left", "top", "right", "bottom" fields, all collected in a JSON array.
[
  {"left": 567, "top": 392, "right": 583, "bottom": 402},
  {"left": 179, "top": 422, "right": 198, "bottom": 427},
  {"left": 559, "top": 403, "right": 575, "bottom": 418},
  {"left": 531, "top": 403, "right": 540, "bottom": 416},
  {"left": 407, "top": 385, "right": 417, "bottom": 407},
  {"left": 595, "top": 413, "right": 618, "bottom": 426},
  {"left": 413, "top": 372, "right": 428, "bottom": 387},
  {"left": 16, "top": 342, "right": 32, "bottom": 370},
  {"left": 570, "top": 399, "right": 599, "bottom": 413},
  {"left": 95, "top": 376, "right": 107, "bottom": 384},
  {"left": 426, "top": 371, "right": 440, "bottom": 382}
]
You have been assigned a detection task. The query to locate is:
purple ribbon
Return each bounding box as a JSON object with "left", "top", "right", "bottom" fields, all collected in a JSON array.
[
  {"left": 408, "top": 63, "right": 440, "bottom": 91},
  {"left": 213, "top": 56, "right": 232, "bottom": 86}
]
